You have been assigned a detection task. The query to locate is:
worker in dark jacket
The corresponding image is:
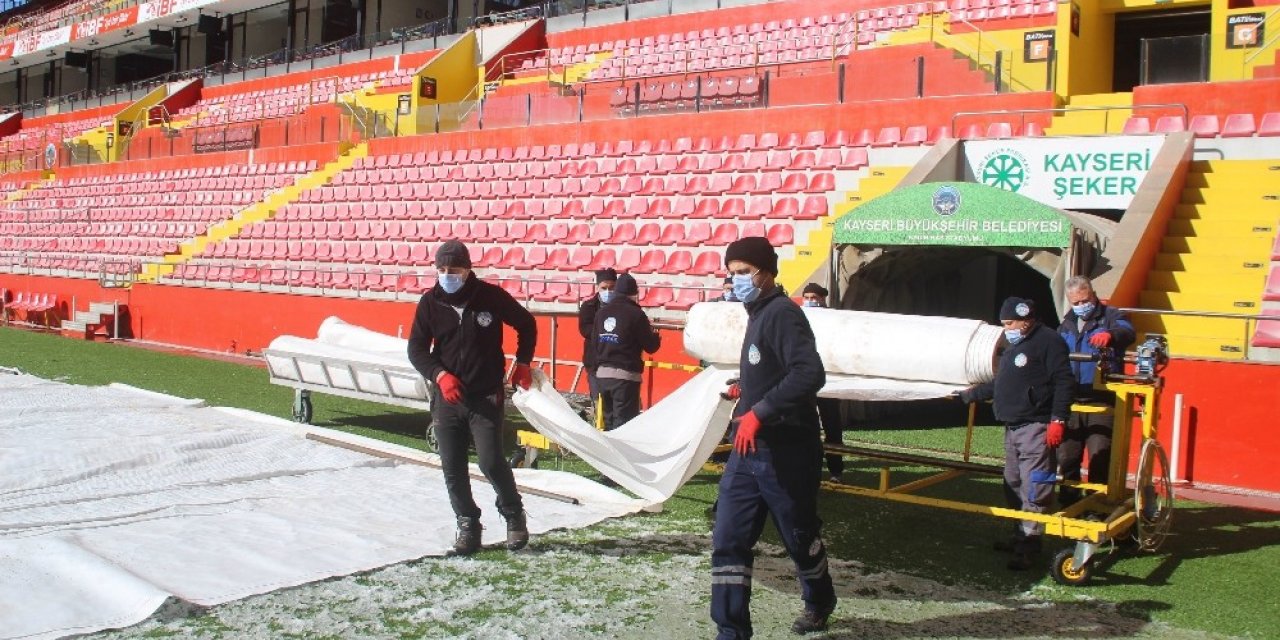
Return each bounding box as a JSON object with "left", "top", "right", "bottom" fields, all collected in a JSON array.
[
  {"left": 800, "top": 282, "right": 845, "bottom": 482},
  {"left": 1057, "top": 276, "right": 1135, "bottom": 507},
  {"left": 407, "top": 240, "right": 537, "bottom": 556},
  {"left": 593, "top": 273, "right": 660, "bottom": 431},
  {"left": 961, "top": 296, "right": 1074, "bottom": 570},
  {"left": 578, "top": 268, "right": 617, "bottom": 415},
  {"left": 712, "top": 237, "right": 835, "bottom": 638}
]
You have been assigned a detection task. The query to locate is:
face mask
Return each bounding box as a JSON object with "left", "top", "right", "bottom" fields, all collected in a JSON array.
[
  {"left": 732, "top": 272, "right": 759, "bottom": 304},
  {"left": 802, "top": 300, "right": 820, "bottom": 308},
  {"left": 599, "top": 290, "right": 613, "bottom": 304},
  {"left": 723, "top": 291, "right": 737, "bottom": 302},
  {"left": 1004, "top": 329, "right": 1024, "bottom": 345},
  {"left": 439, "top": 273, "right": 465, "bottom": 294},
  {"left": 1072, "top": 301, "right": 1095, "bottom": 318}
]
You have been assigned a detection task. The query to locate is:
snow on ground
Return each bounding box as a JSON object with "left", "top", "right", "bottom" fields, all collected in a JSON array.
[{"left": 88, "top": 516, "right": 1227, "bottom": 640}]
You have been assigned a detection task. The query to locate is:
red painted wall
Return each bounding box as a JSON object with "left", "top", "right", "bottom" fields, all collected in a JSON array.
[{"left": 1133, "top": 78, "right": 1280, "bottom": 119}]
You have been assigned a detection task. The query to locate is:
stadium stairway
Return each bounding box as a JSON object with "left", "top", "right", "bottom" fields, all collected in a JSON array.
[
  {"left": 137, "top": 143, "right": 368, "bottom": 282},
  {"left": 1135, "top": 159, "right": 1279, "bottom": 360},
  {"left": 1045, "top": 92, "right": 1133, "bottom": 136},
  {"left": 777, "top": 164, "right": 910, "bottom": 292},
  {"left": 3, "top": 178, "right": 43, "bottom": 202}
]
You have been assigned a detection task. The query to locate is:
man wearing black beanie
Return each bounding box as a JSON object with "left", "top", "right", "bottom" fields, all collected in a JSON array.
[
  {"left": 407, "top": 239, "right": 538, "bottom": 556},
  {"left": 959, "top": 296, "right": 1074, "bottom": 570},
  {"left": 578, "top": 267, "right": 618, "bottom": 417},
  {"left": 592, "top": 273, "right": 660, "bottom": 431},
  {"left": 712, "top": 237, "right": 836, "bottom": 637}
]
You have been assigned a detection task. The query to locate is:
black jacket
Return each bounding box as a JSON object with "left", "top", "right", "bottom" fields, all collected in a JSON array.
[
  {"left": 735, "top": 289, "right": 826, "bottom": 442},
  {"left": 407, "top": 273, "right": 537, "bottom": 397},
  {"left": 593, "top": 297, "right": 661, "bottom": 373},
  {"left": 968, "top": 323, "right": 1074, "bottom": 425},
  {"left": 578, "top": 295, "right": 602, "bottom": 370},
  {"left": 1058, "top": 303, "right": 1135, "bottom": 402}
]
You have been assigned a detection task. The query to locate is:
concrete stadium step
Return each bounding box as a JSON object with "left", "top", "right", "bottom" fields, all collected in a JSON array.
[
  {"left": 1190, "top": 158, "right": 1280, "bottom": 175},
  {"left": 1180, "top": 187, "right": 1280, "bottom": 206},
  {"left": 1160, "top": 234, "right": 1273, "bottom": 255},
  {"left": 1151, "top": 333, "right": 1249, "bottom": 360},
  {"left": 1145, "top": 270, "right": 1267, "bottom": 295},
  {"left": 1184, "top": 168, "right": 1280, "bottom": 190},
  {"left": 1167, "top": 218, "right": 1278, "bottom": 237},
  {"left": 1139, "top": 290, "right": 1262, "bottom": 313},
  {"left": 1045, "top": 92, "right": 1133, "bottom": 136},
  {"left": 1134, "top": 314, "right": 1251, "bottom": 339},
  {"left": 1153, "top": 252, "right": 1271, "bottom": 272},
  {"left": 1172, "top": 202, "right": 1278, "bottom": 222}
]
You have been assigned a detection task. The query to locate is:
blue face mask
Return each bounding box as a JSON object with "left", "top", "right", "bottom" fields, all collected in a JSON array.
[
  {"left": 439, "top": 273, "right": 465, "bottom": 294},
  {"left": 599, "top": 290, "right": 613, "bottom": 304},
  {"left": 732, "top": 272, "right": 760, "bottom": 304},
  {"left": 802, "top": 300, "right": 821, "bottom": 308},
  {"left": 723, "top": 290, "right": 738, "bottom": 302},
  {"left": 1072, "top": 301, "right": 1095, "bottom": 318},
  {"left": 1004, "top": 329, "right": 1024, "bottom": 345}
]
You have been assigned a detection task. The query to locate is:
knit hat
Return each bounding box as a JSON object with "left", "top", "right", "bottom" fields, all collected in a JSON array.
[
  {"left": 724, "top": 236, "right": 778, "bottom": 276},
  {"left": 595, "top": 267, "right": 618, "bottom": 284},
  {"left": 802, "top": 283, "right": 828, "bottom": 298},
  {"left": 999, "top": 296, "right": 1035, "bottom": 321},
  {"left": 614, "top": 273, "right": 639, "bottom": 297},
  {"left": 435, "top": 240, "right": 472, "bottom": 269}
]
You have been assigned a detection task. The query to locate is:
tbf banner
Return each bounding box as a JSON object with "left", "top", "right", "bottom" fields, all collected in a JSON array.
[{"left": 964, "top": 135, "right": 1165, "bottom": 210}]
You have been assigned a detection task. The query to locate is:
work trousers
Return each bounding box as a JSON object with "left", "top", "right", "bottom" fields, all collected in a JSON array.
[
  {"left": 711, "top": 439, "right": 836, "bottom": 640},
  {"left": 1057, "top": 411, "right": 1113, "bottom": 505},
  {"left": 598, "top": 377, "right": 641, "bottom": 431},
  {"left": 431, "top": 388, "right": 522, "bottom": 519},
  {"left": 1003, "top": 421, "right": 1056, "bottom": 538},
  {"left": 817, "top": 397, "right": 844, "bottom": 477}
]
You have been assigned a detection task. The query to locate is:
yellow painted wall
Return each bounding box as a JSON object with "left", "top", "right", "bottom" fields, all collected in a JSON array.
[
  {"left": 936, "top": 23, "right": 1058, "bottom": 93},
  {"left": 405, "top": 31, "right": 479, "bottom": 135},
  {"left": 1210, "top": 0, "right": 1280, "bottom": 81},
  {"left": 1058, "top": 1, "right": 1116, "bottom": 97}
]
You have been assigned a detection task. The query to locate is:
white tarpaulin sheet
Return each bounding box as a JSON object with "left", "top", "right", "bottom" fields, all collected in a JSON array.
[{"left": 0, "top": 373, "right": 642, "bottom": 640}]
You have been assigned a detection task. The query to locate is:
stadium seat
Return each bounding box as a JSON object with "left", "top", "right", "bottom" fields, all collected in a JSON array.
[
  {"left": 1122, "top": 117, "right": 1151, "bottom": 135},
  {"left": 1220, "top": 113, "right": 1256, "bottom": 138},
  {"left": 1259, "top": 113, "right": 1280, "bottom": 136},
  {"left": 1154, "top": 115, "right": 1186, "bottom": 133},
  {"left": 1189, "top": 115, "right": 1220, "bottom": 138}
]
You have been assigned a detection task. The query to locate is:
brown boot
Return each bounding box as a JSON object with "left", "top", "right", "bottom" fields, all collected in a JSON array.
[
  {"left": 501, "top": 508, "right": 528, "bottom": 551},
  {"left": 451, "top": 516, "right": 482, "bottom": 556}
]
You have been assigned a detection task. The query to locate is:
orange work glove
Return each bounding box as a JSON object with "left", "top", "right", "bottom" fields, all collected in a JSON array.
[
  {"left": 733, "top": 410, "right": 762, "bottom": 455},
  {"left": 721, "top": 380, "right": 741, "bottom": 401},
  {"left": 436, "top": 372, "right": 464, "bottom": 404},
  {"left": 1046, "top": 420, "right": 1065, "bottom": 448},
  {"left": 510, "top": 363, "right": 533, "bottom": 390},
  {"left": 1088, "top": 332, "right": 1112, "bottom": 348}
]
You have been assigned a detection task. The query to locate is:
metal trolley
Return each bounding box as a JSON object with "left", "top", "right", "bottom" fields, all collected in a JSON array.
[{"left": 790, "top": 337, "right": 1173, "bottom": 585}]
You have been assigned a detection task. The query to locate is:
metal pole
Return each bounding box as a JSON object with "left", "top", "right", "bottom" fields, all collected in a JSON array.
[
  {"left": 993, "top": 50, "right": 1003, "bottom": 93},
  {"left": 1171, "top": 393, "right": 1185, "bottom": 484},
  {"left": 916, "top": 56, "right": 925, "bottom": 97},
  {"left": 549, "top": 315, "right": 558, "bottom": 388},
  {"left": 837, "top": 62, "right": 845, "bottom": 103}
]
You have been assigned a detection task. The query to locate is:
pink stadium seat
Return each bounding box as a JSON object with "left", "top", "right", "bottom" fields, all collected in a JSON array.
[
  {"left": 640, "top": 286, "right": 674, "bottom": 308},
  {"left": 1259, "top": 113, "right": 1280, "bottom": 136},
  {"left": 798, "top": 196, "right": 828, "bottom": 220},
  {"left": 1253, "top": 320, "right": 1280, "bottom": 348},
  {"left": 986, "top": 122, "right": 1013, "bottom": 138},
  {"left": 1122, "top": 117, "right": 1151, "bottom": 135},
  {"left": 635, "top": 223, "right": 662, "bottom": 244},
  {"left": 1020, "top": 122, "right": 1045, "bottom": 137},
  {"left": 1220, "top": 114, "right": 1256, "bottom": 138},
  {"left": 767, "top": 224, "right": 795, "bottom": 247},
  {"left": 689, "top": 250, "right": 724, "bottom": 276},
  {"left": 901, "top": 126, "right": 929, "bottom": 146},
  {"left": 634, "top": 249, "right": 668, "bottom": 273},
  {"left": 1264, "top": 267, "right": 1280, "bottom": 302},
  {"left": 666, "top": 287, "right": 705, "bottom": 311},
  {"left": 616, "top": 248, "right": 642, "bottom": 271},
  {"left": 709, "top": 223, "right": 740, "bottom": 245},
  {"left": 680, "top": 222, "right": 712, "bottom": 246},
  {"left": 659, "top": 224, "right": 687, "bottom": 245},
  {"left": 873, "top": 127, "right": 902, "bottom": 147},
  {"left": 663, "top": 251, "right": 694, "bottom": 274},
  {"left": 1154, "top": 115, "right": 1186, "bottom": 133},
  {"left": 1189, "top": 115, "right": 1220, "bottom": 138}
]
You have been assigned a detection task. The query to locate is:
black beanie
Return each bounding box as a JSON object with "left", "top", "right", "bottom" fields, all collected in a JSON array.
[
  {"left": 999, "top": 296, "right": 1035, "bottom": 321},
  {"left": 724, "top": 236, "right": 778, "bottom": 276},
  {"left": 435, "top": 240, "right": 472, "bottom": 269},
  {"left": 614, "top": 273, "right": 638, "bottom": 297},
  {"left": 595, "top": 267, "right": 618, "bottom": 284},
  {"left": 802, "top": 283, "right": 828, "bottom": 298}
]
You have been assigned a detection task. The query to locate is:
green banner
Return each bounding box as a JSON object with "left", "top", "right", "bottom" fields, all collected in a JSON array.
[{"left": 834, "top": 182, "right": 1072, "bottom": 248}]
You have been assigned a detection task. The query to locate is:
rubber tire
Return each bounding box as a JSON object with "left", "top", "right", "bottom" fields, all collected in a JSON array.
[
  {"left": 424, "top": 425, "right": 438, "bottom": 453},
  {"left": 293, "top": 396, "right": 313, "bottom": 424},
  {"left": 1050, "top": 547, "right": 1092, "bottom": 586}
]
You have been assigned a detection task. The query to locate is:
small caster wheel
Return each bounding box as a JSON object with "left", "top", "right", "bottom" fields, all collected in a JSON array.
[
  {"left": 424, "top": 425, "right": 438, "bottom": 453},
  {"left": 292, "top": 391, "right": 313, "bottom": 424},
  {"left": 1050, "top": 547, "right": 1093, "bottom": 586}
]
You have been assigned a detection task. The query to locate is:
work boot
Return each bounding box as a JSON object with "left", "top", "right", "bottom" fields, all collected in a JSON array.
[
  {"left": 501, "top": 508, "right": 528, "bottom": 551},
  {"left": 790, "top": 608, "right": 832, "bottom": 635},
  {"left": 451, "top": 516, "right": 482, "bottom": 556},
  {"left": 1006, "top": 535, "right": 1042, "bottom": 571}
]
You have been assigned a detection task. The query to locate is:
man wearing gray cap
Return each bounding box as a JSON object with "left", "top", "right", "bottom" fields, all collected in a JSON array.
[
  {"left": 407, "top": 239, "right": 538, "bottom": 556},
  {"left": 960, "top": 296, "right": 1074, "bottom": 570}
]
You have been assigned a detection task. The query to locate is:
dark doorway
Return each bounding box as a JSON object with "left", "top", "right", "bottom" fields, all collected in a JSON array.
[{"left": 1113, "top": 8, "right": 1211, "bottom": 92}]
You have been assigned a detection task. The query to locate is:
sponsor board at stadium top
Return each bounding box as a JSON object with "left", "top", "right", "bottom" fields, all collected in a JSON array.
[
  {"left": 1, "top": 0, "right": 219, "bottom": 60},
  {"left": 964, "top": 135, "right": 1164, "bottom": 210}
]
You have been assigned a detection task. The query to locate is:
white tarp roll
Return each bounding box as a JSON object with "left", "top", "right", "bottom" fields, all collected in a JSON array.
[
  {"left": 263, "top": 335, "right": 428, "bottom": 401},
  {"left": 315, "top": 316, "right": 411, "bottom": 356}
]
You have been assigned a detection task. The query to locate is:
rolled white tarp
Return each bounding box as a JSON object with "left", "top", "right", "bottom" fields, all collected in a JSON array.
[
  {"left": 684, "top": 302, "right": 1002, "bottom": 401},
  {"left": 263, "top": 334, "right": 427, "bottom": 402},
  {"left": 316, "top": 316, "right": 411, "bottom": 356}
]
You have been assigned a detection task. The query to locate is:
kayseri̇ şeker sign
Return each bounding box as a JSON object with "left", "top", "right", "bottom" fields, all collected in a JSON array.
[{"left": 964, "top": 135, "right": 1164, "bottom": 209}]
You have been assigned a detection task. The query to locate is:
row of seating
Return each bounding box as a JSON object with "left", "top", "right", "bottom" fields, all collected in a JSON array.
[
  {"left": 950, "top": 2, "right": 1056, "bottom": 22},
  {"left": 59, "top": 161, "right": 318, "bottom": 183},
  {"left": 0, "top": 114, "right": 108, "bottom": 152},
  {"left": 611, "top": 76, "right": 761, "bottom": 114},
  {"left": 1123, "top": 113, "right": 1280, "bottom": 138},
  {"left": 2, "top": 291, "right": 58, "bottom": 314},
  {"left": 283, "top": 194, "right": 831, "bottom": 221}
]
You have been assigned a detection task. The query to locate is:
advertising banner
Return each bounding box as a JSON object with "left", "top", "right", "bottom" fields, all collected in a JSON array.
[{"left": 964, "top": 135, "right": 1164, "bottom": 209}]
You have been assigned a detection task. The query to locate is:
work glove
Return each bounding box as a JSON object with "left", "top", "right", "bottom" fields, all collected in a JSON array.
[
  {"left": 733, "top": 410, "right": 762, "bottom": 455},
  {"left": 436, "top": 372, "right": 464, "bottom": 405},
  {"left": 1089, "top": 331, "right": 1112, "bottom": 348},
  {"left": 720, "top": 378, "right": 741, "bottom": 401},
  {"left": 1046, "top": 420, "right": 1065, "bottom": 448},
  {"left": 510, "top": 363, "right": 533, "bottom": 390}
]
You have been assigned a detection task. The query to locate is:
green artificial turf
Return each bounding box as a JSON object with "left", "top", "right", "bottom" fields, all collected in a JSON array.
[{"left": 4, "top": 326, "right": 1279, "bottom": 638}]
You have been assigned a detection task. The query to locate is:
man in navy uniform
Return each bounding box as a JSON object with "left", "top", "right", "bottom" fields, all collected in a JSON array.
[
  {"left": 407, "top": 240, "right": 537, "bottom": 555},
  {"left": 961, "top": 297, "right": 1074, "bottom": 570},
  {"left": 712, "top": 237, "right": 835, "bottom": 638},
  {"left": 800, "top": 282, "right": 845, "bottom": 483},
  {"left": 578, "top": 267, "right": 618, "bottom": 412},
  {"left": 593, "top": 273, "right": 661, "bottom": 431},
  {"left": 1057, "top": 276, "right": 1135, "bottom": 507}
]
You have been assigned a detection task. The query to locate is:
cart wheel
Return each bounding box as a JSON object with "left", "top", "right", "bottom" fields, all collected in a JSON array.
[
  {"left": 1135, "top": 437, "right": 1175, "bottom": 552},
  {"left": 1050, "top": 547, "right": 1092, "bottom": 586},
  {"left": 292, "top": 392, "right": 313, "bottom": 424},
  {"left": 424, "top": 425, "right": 438, "bottom": 453}
]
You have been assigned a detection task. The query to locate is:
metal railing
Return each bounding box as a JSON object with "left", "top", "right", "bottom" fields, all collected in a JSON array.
[
  {"left": 1242, "top": 6, "right": 1280, "bottom": 74},
  {"left": 951, "top": 102, "right": 1191, "bottom": 136},
  {"left": 1121, "top": 307, "right": 1280, "bottom": 358}
]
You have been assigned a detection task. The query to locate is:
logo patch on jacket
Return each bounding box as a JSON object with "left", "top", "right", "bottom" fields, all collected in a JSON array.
[
  {"left": 476, "top": 311, "right": 493, "bottom": 327},
  {"left": 1014, "top": 353, "right": 1028, "bottom": 367},
  {"left": 603, "top": 317, "right": 617, "bottom": 332},
  {"left": 748, "top": 344, "right": 761, "bottom": 365}
]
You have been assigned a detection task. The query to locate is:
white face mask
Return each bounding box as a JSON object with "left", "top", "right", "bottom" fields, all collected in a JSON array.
[
  {"left": 599, "top": 290, "right": 613, "bottom": 304},
  {"left": 1004, "top": 329, "right": 1024, "bottom": 345},
  {"left": 802, "top": 300, "right": 820, "bottom": 308}
]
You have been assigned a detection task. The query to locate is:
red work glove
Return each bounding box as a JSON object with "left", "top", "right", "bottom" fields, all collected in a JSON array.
[
  {"left": 1046, "top": 420, "right": 1065, "bottom": 448},
  {"left": 436, "top": 372, "right": 464, "bottom": 405},
  {"left": 721, "top": 381, "right": 741, "bottom": 401},
  {"left": 733, "top": 410, "right": 762, "bottom": 455},
  {"left": 510, "top": 363, "right": 533, "bottom": 390},
  {"left": 1089, "top": 331, "right": 1112, "bottom": 348}
]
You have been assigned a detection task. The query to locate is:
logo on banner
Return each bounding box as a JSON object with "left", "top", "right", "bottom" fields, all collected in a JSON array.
[
  {"left": 931, "top": 185, "right": 962, "bottom": 217},
  {"left": 979, "top": 148, "right": 1029, "bottom": 193}
]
